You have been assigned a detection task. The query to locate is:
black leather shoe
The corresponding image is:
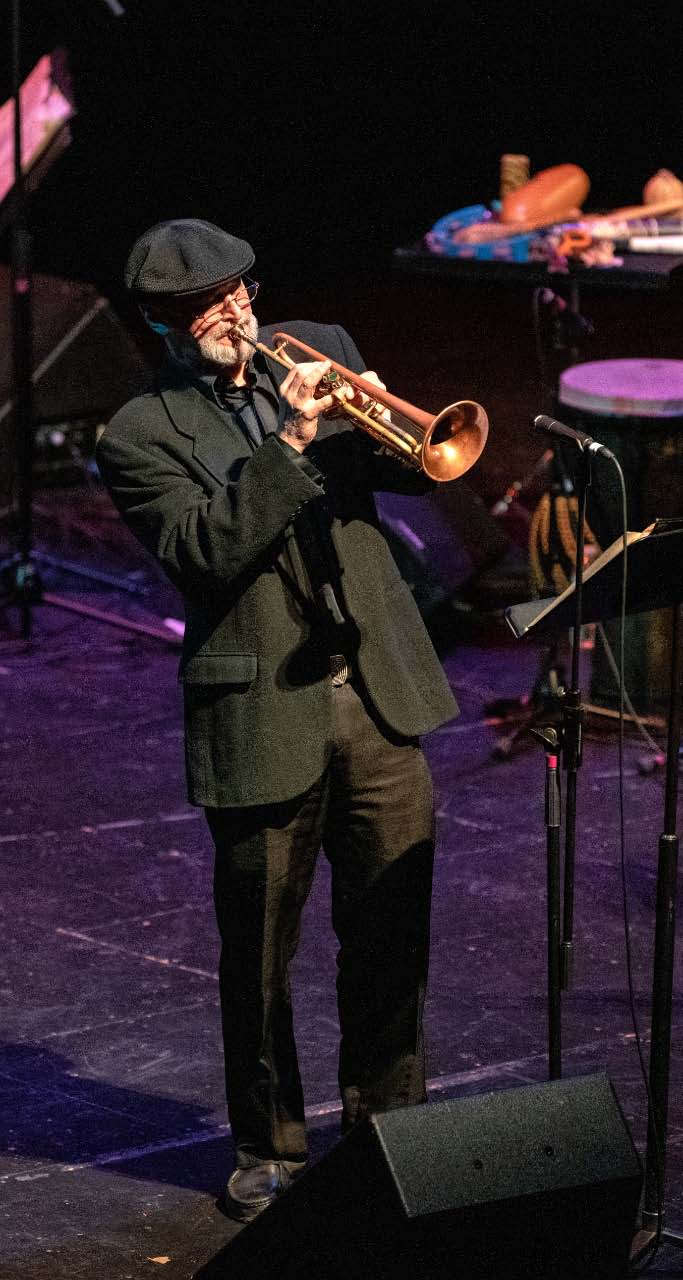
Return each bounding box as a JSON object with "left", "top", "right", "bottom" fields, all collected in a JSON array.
[{"left": 225, "top": 1160, "right": 305, "bottom": 1223}]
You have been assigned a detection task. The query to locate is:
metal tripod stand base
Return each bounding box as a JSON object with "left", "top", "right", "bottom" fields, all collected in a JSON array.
[
  {"left": 42, "top": 592, "right": 182, "bottom": 645},
  {"left": 1, "top": 556, "right": 181, "bottom": 646},
  {"left": 1, "top": 563, "right": 181, "bottom": 650}
]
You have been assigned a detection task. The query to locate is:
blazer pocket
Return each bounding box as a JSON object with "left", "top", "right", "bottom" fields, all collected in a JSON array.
[{"left": 179, "top": 653, "right": 258, "bottom": 685}]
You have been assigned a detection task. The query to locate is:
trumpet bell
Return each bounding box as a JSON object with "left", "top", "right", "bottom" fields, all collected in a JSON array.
[
  {"left": 421, "top": 401, "right": 489, "bottom": 482},
  {"left": 238, "top": 326, "right": 489, "bottom": 483}
]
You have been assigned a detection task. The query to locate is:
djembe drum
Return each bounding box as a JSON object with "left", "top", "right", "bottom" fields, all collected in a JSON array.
[{"left": 556, "top": 358, "right": 683, "bottom": 711}]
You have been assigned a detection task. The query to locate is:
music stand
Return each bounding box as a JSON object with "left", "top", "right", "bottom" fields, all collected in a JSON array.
[
  {"left": 506, "top": 520, "right": 683, "bottom": 1256},
  {"left": 0, "top": 43, "right": 180, "bottom": 648}
]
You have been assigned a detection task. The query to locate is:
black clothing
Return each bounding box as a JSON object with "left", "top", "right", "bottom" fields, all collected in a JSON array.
[
  {"left": 96, "top": 318, "right": 458, "bottom": 1161},
  {"left": 96, "top": 321, "right": 458, "bottom": 809},
  {"left": 207, "top": 678, "right": 434, "bottom": 1160},
  {"left": 203, "top": 357, "right": 280, "bottom": 445},
  {"left": 125, "top": 219, "right": 255, "bottom": 297}
]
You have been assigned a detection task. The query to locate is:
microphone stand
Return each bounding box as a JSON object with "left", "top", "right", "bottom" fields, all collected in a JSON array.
[
  {"left": 508, "top": 523, "right": 683, "bottom": 1258},
  {"left": 557, "top": 445, "right": 590, "bottom": 999},
  {"left": 531, "top": 442, "right": 590, "bottom": 1077}
]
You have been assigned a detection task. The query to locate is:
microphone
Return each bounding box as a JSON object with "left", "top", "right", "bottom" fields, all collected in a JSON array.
[{"left": 534, "top": 414, "right": 616, "bottom": 460}]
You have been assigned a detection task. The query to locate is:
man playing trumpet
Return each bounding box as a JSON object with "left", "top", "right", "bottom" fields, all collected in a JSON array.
[{"left": 96, "top": 218, "right": 459, "bottom": 1222}]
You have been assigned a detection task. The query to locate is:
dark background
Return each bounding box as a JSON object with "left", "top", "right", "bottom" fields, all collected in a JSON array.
[
  {"left": 4, "top": 14, "right": 683, "bottom": 1278},
  {"left": 1, "top": 1, "right": 682, "bottom": 512},
  {"left": 2, "top": 1, "right": 680, "bottom": 305}
]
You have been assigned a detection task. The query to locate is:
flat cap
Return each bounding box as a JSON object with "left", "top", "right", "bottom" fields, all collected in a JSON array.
[{"left": 124, "top": 219, "right": 255, "bottom": 297}]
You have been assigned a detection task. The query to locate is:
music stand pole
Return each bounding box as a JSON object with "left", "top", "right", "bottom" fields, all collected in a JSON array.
[
  {"left": 529, "top": 723, "right": 563, "bottom": 1077},
  {"left": 506, "top": 526, "right": 683, "bottom": 1259},
  {"left": 638, "top": 601, "right": 683, "bottom": 1251},
  {"left": 2, "top": 14, "right": 179, "bottom": 648},
  {"left": 7, "top": 0, "right": 40, "bottom": 638}
]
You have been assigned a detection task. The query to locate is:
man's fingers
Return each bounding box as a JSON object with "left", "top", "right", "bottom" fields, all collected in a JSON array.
[
  {"left": 311, "top": 393, "right": 336, "bottom": 415},
  {"left": 352, "top": 370, "right": 387, "bottom": 403},
  {"left": 281, "top": 360, "right": 332, "bottom": 405},
  {"left": 360, "top": 370, "right": 387, "bottom": 390}
]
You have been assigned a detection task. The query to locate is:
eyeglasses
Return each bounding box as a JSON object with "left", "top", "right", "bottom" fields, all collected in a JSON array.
[
  {"left": 190, "top": 276, "right": 259, "bottom": 317},
  {"left": 163, "top": 277, "right": 260, "bottom": 326},
  {"left": 238, "top": 276, "right": 259, "bottom": 302}
]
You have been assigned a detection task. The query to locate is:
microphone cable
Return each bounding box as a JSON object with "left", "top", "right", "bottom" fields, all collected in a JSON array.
[{"left": 604, "top": 458, "right": 664, "bottom": 1274}]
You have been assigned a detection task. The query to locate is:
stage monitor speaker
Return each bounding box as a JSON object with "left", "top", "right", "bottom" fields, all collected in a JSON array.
[
  {"left": 0, "top": 264, "right": 149, "bottom": 501},
  {"left": 222, "top": 1073, "right": 642, "bottom": 1280},
  {"left": 376, "top": 483, "right": 512, "bottom": 595}
]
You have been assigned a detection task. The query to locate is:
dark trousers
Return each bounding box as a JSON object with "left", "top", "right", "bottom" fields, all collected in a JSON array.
[{"left": 205, "top": 679, "right": 435, "bottom": 1164}]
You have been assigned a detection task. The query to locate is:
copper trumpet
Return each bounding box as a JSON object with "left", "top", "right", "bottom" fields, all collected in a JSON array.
[{"left": 231, "top": 326, "right": 488, "bottom": 482}]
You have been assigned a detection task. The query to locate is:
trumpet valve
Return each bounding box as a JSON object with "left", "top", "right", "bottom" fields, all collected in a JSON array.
[
  {"left": 316, "top": 367, "right": 346, "bottom": 396},
  {"left": 366, "top": 400, "right": 393, "bottom": 427}
]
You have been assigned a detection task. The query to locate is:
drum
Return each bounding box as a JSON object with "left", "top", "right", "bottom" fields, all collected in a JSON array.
[{"left": 557, "top": 358, "right": 683, "bottom": 711}]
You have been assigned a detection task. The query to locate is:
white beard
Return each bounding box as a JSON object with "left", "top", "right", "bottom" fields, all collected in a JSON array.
[{"left": 167, "top": 313, "right": 259, "bottom": 374}]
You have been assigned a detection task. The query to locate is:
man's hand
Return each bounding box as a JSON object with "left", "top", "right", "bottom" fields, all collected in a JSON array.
[
  {"left": 347, "top": 369, "right": 391, "bottom": 423},
  {"left": 278, "top": 360, "right": 349, "bottom": 453}
]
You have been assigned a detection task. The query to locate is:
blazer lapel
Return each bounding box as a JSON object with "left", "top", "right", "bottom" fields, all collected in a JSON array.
[
  {"left": 155, "top": 329, "right": 320, "bottom": 485},
  {"left": 159, "top": 381, "right": 251, "bottom": 485}
]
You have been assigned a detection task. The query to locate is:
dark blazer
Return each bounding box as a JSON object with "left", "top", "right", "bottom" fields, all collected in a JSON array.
[{"left": 96, "top": 320, "right": 458, "bottom": 807}]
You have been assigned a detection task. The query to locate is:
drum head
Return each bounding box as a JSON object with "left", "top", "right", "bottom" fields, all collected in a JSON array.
[{"left": 559, "top": 358, "right": 683, "bottom": 419}]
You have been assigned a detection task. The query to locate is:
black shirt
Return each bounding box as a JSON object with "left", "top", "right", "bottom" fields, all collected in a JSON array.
[
  {"left": 201, "top": 355, "right": 280, "bottom": 447},
  {"left": 192, "top": 354, "right": 324, "bottom": 483},
  {"left": 180, "top": 355, "right": 351, "bottom": 648}
]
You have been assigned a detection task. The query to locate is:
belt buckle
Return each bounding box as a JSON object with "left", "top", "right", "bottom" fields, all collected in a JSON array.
[{"left": 330, "top": 654, "right": 350, "bottom": 686}]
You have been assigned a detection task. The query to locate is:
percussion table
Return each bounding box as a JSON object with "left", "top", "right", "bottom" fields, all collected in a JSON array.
[
  {"left": 393, "top": 244, "right": 683, "bottom": 292},
  {"left": 393, "top": 243, "right": 683, "bottom": 711}
]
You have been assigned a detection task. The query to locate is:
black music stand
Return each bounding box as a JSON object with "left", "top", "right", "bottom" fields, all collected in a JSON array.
[
  {"left": 506, "top": 520, "right": 683, "bottom": 1257},
  {"left": 1, "top": 37, "right": 179, "bottom": 649}
]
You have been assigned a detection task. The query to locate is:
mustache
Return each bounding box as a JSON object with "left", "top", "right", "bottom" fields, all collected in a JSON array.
[
  {"left": 204, "top": 316, "right": 256, "bottom": 344},
  {"left": 198, "top": 322, "right": 237, "bottom": 342}
]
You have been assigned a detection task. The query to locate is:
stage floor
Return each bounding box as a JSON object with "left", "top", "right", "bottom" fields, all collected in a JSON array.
[{"left": 1, "top": 486, "right": 682, "bottom": 1279}]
